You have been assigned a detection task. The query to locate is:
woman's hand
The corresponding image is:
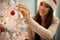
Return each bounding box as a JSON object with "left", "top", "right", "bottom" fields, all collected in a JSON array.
[{"left": 17, "top": 4, "right": 30, "bottom": 21}]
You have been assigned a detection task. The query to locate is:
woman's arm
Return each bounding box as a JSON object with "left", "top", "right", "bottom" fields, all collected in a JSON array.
[
  {"left": 16, "top": 4, "right": 59, "bottom": 39},
  {"left": 25, "top": 17, "right": 59, "bottom": 39}
]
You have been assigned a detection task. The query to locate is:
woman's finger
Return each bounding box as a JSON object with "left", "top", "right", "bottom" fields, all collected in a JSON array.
[
  {"left": 17, "top": 8, "right": 27, "bottom": 17},
  {"left": 17, "top": 7, "right": 30, "bottom": 15},
  {"left": 16, "top": 4, "right": 30, "bottom": 21},
  {"left": 16, "top": 4, "right": 29, "bottom": 10}
]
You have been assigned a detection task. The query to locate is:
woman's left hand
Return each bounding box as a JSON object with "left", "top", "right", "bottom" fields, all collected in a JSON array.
[{"left": 17, "top": 4, "right": 30, "bottom": 21}]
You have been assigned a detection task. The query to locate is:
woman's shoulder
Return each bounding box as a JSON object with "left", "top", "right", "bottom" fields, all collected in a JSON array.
[{"left": 53, "top": 16, "right": 59, "bottom": 24}]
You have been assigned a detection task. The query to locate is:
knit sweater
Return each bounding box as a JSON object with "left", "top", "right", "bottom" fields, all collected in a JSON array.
[{"left": 26, "top": 16, "right": 59, "bottom": 40}]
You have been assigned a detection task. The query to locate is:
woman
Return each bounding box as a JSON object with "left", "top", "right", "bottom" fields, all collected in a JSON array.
[{"left": 17, "top": 0, "right": 59, "bottom": 40}]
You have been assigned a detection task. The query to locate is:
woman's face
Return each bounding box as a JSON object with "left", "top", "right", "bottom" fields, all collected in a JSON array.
[{"left": 39, "top": 2, "right": 50, "bottom": 17}]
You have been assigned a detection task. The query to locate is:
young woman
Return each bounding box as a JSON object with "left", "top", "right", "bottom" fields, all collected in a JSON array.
[{"left": 17, "top": 0, "right": 59, "bottom": 40}]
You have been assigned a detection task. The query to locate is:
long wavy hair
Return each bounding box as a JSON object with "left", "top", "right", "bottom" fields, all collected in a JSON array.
[
  {"left": 34, "top": 4, "right": 53, "bottom": 40},
  {"left": 34, "top": 6, "right": 53, "bottom": 28}
]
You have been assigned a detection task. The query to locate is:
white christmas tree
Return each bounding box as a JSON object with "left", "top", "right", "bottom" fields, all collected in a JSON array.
[{"left": 0, "top": 0, "right": 29, "bottom": 40}]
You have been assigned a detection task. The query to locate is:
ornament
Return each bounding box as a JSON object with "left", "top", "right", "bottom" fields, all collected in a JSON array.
[
  {"left": 0, "top": 26, "right": 5, "bottom": 32},
  {"left": 11, "top": 10, "right": 15, "bottom": 15}
]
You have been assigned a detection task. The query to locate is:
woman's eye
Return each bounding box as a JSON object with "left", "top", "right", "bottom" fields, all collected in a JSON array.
[
  {"left": 45, "top": 5, "right": 50, "bottom": 8},
  {"left": 40, "top": 3, "right": 43, "bottom": 6}
]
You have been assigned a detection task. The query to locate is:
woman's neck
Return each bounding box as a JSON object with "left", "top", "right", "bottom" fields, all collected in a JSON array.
[{"left": 41, "top": 16, "right": 46, "bottom": 26}]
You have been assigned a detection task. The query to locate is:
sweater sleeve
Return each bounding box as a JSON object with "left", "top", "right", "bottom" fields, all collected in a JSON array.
[{"left": 25, "top": 17, "right": 59, "bottom": 39}]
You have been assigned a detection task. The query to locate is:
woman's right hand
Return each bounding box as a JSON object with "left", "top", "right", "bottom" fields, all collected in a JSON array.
[{"left": 17, "top": 4, "right": 30, "bottom": 21}]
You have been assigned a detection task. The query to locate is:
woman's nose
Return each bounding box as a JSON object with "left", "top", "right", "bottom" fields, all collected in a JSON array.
[{"left": 40, "top": 6, "right": 45, "bottom": 10}]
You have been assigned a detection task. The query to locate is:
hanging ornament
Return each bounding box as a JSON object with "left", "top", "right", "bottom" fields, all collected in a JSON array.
[
  {"left": 0, "top": 26, "right": 5, "bottom": 32},
  {"left": 11, "top": 10, "right": 15, "bottom": 16}
]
